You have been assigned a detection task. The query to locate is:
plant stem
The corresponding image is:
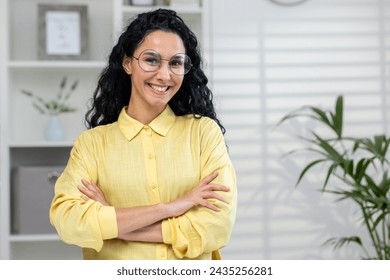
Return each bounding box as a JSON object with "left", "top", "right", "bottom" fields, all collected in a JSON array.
[
  {"left": 361, "top": 204, "right": 383, "bottom": 259},
  {"left": 384, "top": 212, "right": 390, "bottom": 259},
  {"left": 381, "top": 210, "right": 387, "bottom": 258}
]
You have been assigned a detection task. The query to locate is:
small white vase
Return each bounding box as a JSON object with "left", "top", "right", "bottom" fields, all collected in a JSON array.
[{"left": 44, "top": 115, "right": 65, "bottom": 141}]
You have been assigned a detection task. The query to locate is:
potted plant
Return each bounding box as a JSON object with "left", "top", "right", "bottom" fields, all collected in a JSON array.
[
  {"left": 20, "top": 76, "right": 78, "bottom": 141},
  {"left": 277, "top": 95, "right": 390, "bottom": 259}
]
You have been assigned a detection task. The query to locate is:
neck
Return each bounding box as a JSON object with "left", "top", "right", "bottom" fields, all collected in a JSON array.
[{"left": 126, "top": 101, "right": 166, "bottom": 125}]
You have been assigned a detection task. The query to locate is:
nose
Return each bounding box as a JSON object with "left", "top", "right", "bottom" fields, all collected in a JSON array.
[{"left": 156, "top": 60, "right": 171, "bottom": 81}]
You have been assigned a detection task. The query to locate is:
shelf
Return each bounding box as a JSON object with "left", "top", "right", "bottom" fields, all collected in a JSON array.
[
  {"left": 8, "top": 61, "right": 106, "bottom": 69},
  {"left": 9, "top": 141, "right": 74, "bottom": 148},
  {"left": 2, "top": 0, "right": 209, "bottom": 260},
  {"left": 10, "top": 234, "right": 61, "bottom": 242}
]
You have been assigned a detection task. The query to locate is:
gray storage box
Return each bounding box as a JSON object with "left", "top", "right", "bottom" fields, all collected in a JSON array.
[{"left": 12, "top": 166, "right": 65, "bottom": 234}]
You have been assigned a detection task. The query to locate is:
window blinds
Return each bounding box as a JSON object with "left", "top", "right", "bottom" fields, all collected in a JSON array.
[{"left": 211, "top": 0, "right": 390, "bottom": 259}]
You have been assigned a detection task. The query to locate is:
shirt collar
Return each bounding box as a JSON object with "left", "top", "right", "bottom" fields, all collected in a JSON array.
[{"left": 118, "top": 106, "right": 176, "bottom": 141}]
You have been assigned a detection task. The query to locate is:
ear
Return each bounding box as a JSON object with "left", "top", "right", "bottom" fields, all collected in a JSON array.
[{"left": 122, "top": 56, "right": 133, "bottom": 75}]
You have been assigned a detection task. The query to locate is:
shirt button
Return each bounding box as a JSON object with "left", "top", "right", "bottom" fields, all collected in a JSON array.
[
  {"left": 151, "top": 184, "right": 157, "bottom": 189},
  {"left": 149, "top": 154, "right": 154, "bottom": 159}
]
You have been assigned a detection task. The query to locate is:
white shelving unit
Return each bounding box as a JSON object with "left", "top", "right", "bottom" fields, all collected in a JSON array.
[{"left": 0, "top": 0, "right": 210, "bottom": 259}]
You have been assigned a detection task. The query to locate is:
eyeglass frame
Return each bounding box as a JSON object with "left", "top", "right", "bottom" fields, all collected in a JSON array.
[{"left": 131, "top": 49, "right": 193, "bottom": 76}]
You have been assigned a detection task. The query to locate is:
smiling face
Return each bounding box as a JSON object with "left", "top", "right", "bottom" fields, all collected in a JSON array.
[{"left": 122, "top": 30, "right": 186, "bottom": 124}]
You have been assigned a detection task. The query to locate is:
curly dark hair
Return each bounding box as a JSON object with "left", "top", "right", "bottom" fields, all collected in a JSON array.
[{"left": 85, "top": 8, "right": 225, "bottom": 134}]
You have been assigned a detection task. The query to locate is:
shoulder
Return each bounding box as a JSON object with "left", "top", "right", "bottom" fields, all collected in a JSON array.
[
  {"left": 174, "top": 114, "right": 223, "bottom": 142},
  {"left": 74, "top": 123, "right": 118, "bottom": 147},
  {"left": 178, "top": 114, "right": 221, "bottom": 131}
]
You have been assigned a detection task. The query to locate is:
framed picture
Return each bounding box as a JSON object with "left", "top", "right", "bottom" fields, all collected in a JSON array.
[{"left": 38, "top": 4, "right": 88, "bottom": 60}]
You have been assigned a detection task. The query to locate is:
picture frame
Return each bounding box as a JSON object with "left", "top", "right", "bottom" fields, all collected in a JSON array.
[{"left": 38, "top": 4, "right": 88, "bottom": 60}]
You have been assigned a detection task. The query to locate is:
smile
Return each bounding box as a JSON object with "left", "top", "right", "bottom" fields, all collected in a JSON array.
[{"left": 148, "top": 83, "right": 169, "bottom": 92}]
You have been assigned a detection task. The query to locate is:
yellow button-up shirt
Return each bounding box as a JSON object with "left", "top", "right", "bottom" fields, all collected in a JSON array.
[{"left": 50, "top": 106, "right": 236, "bottom": 260}]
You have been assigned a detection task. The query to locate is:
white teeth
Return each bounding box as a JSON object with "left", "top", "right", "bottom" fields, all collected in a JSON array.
[{"left": 149, "top": 84, "right": 168, "bottom": 92}]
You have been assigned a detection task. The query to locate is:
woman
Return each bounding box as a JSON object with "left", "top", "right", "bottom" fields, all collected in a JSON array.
[{"left": 50, "top": 8, "right": 236, "bottom": 260}]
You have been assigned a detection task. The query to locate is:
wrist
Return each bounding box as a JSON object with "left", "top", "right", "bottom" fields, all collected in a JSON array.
[{"left": 157, "top": 202, "right": 174, "bottom": 219}]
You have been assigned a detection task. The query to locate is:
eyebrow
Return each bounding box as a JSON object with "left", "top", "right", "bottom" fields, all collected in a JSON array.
[{"left": 142, "top": 50, "right": 159, "bottom": 56}]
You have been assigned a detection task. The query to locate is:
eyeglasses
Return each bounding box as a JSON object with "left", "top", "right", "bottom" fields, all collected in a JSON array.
[{"left": 132, "top": 49, "right": 192, "bottom": 76}]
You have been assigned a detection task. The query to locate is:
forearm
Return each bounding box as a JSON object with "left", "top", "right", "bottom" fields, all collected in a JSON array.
[
  {"left": 115, "top": 203, "right": 170, "bottom": 236},
  {"left": 79, "top": 172, "right": 230, "bottom": 244},
  {"left": 118, "top": 222, "right": 163, "bottom": 242}
]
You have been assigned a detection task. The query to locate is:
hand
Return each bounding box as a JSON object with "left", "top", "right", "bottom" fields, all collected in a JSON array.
[
  {"left": 77, "top": 179, "right": 110, "bottom": 206},
  {"left": 168, "top": 171, "right": 230, "bottom": 217}
]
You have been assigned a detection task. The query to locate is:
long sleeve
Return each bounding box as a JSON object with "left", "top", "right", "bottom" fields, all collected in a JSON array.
[
  {"left": 50, "top": 107, "right": 236, "bottom": 259},
  {"left": 161, "top": 118, "right": 237, "bottom": 259},
  {"left": 49, "top": 131, "right": 118, "bottom": 252}
]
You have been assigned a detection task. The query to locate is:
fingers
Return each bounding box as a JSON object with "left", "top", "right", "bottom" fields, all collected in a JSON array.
[
  {"left": 205, "top": 183, "right": 230, "bottom": 192},
  {"left": 201, "top": 200, "right": 221, "bottom": 212},
  {"left": 77, "top": 179, "right": 110, "bottom": 206},
  {"left": 80, "top": 194, "right": 89, "bottom": 202},
  {"left": 199, "top": 171, "right": 219, "bottom": 186},
  {"left": 196, "top": 183, "right": 231, "bottom": 212},
  {"left": 196, "top": 173, "right": 231, "bottom": 212},
  {"left": 198, "top": 193, "right": 229, "bottom": 212},
  {"left": 77, "top": 184, "right": 92, "bottom": 200},
  {"left": 77, "top": 179, "right": 99, "bottom": 199},
  {"left": 200, "top": 183, "right": 229, "bottom": 197},
  {"left": 81, "top": 178, "right": 96, "bottom": 190},
  {"left": 205, "top": 191, "right": 229, "bottom": 205}
]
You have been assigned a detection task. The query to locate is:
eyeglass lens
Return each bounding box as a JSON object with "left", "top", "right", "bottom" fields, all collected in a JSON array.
[{"left": 137, "top": 50, "right": 192, "bottom": 75}]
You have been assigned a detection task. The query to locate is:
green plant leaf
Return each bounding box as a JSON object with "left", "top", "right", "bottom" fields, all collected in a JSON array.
[
  {"left": 323, "top": 163, "right": 338, "bottom": 191},
  {"left": 60, "top": 76, "right": 67, "bottom": 89},
  {"left": 354, "top": 159, "right": 370, "bottom": 185},
  {"left": 334, "top": 95, "right": 343, "bottom": 138},
  {"left": 309, "top": 106, "right": 331, "bottom": 126},
  {"left": 357, "top": 135, "right": 390, "bottom": 164},
  {"left": 323, "top": 236, "right": 363, "bottom": 249},
  {"left": 342, "top": 159, "right": 354, "bottom": 178},
  {"left": 20, "top": 89, "right": 33, "bottom": 97},
  {"left": 313, "top": 133, "right": 343, "bottom": 162},
  {"left": 274, "top": 107, "right": 309, "bottom": 127},
  {"left": 363, "top": 174, "right": 384, "bottom": 198},
  {"left": 296, "top": 158, "right": 328, "bottom": 187},
  {"left": 20, "top": 76, "right": 78, "bottom": 115},
  {"left": 32, "top": 103, "right": 46, "bottom": 114},
  {"left": 372, "top": 211, "right": 390, "bottom": 230}
]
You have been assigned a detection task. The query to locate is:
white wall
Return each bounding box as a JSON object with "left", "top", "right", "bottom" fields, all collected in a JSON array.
[{"left": 212, "top": 0, "right": 390, "bottom": 259}]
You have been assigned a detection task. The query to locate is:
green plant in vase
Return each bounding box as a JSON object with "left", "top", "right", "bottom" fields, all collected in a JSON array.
[
  {"left": 21, "top": 76, "right": 78, "bottom": 115},
  {"left": 21, "top": 76, "right": 79, "bottom": 141},
  {"left": 277, "top": 95, "right": 390, "bottom": 259}
]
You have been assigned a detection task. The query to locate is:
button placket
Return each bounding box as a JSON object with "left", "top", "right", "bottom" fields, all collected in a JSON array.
[
  {"left": 141, "top": 126, "right": 161, "bottom": 204},
  {"left": 157, "top": 244, "right": 168, "bottom": 260}
]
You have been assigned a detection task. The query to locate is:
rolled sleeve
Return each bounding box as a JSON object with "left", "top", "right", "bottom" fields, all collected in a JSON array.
[
  {"left": 98, "top": 206, "right": 118, "bottom": 240},
  {"left": 162, "top": 165, "right": 236, "bottom": 259},
  {"left": 50, "top": 132, "right": 119, "bottom": 252}
]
